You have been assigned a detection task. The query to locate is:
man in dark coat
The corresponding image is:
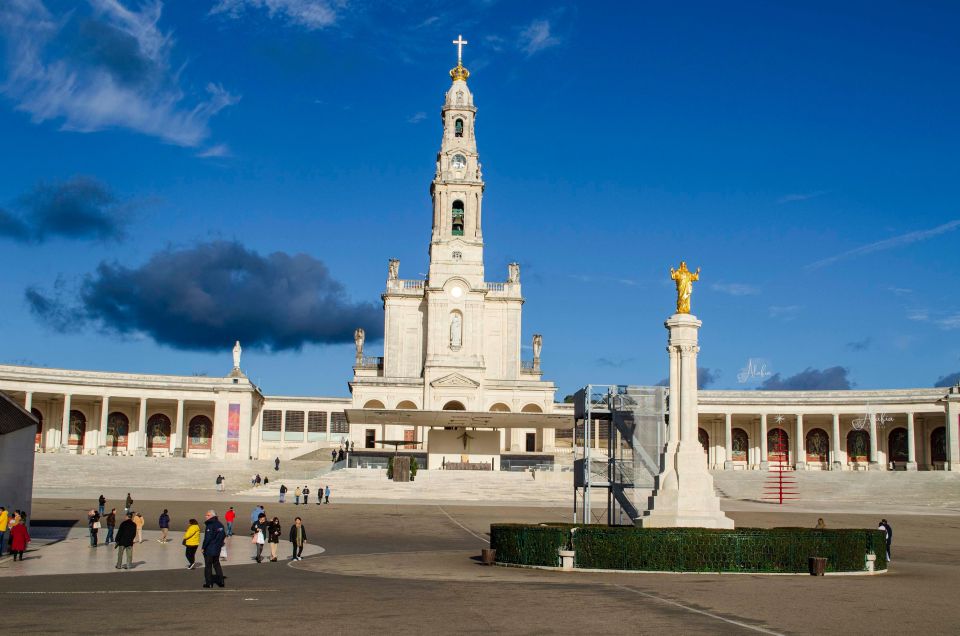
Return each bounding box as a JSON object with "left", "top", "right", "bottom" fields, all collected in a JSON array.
[
  {"left": 879, "top": 519, "right": 893, "bottom": 561},
  {"left": 202, "top": 510, "right": 226, "bottom": 588},
  {"left": 114, "top": 513, "right": 137, "bottom": 569}
]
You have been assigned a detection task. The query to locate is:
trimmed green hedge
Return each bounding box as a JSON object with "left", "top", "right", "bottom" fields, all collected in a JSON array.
[{"left": 490, "top": 524, "right": 888, "bottom": 573}]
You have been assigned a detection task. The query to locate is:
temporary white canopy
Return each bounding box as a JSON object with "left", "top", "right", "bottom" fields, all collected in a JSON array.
[{"left": 344, "top": 409, "right": 573, "bottom": 430}]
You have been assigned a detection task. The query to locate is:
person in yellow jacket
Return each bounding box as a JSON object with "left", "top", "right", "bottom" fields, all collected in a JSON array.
[
  {"left": 183, "top": 519, "right": 201, "bottom": 569},
  {"left": 0, "top": 507, "right": 8, "bottom": 558}
]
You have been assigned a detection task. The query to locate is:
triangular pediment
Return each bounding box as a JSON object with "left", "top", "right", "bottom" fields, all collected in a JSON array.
[{"left": 430, "top": 373, "right": 480, "bottom": 388}]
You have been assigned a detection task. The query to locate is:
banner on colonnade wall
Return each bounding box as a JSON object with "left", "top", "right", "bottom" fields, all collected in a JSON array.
[{"left": 227, "top": 403, "right": 240, "bottom": 453}]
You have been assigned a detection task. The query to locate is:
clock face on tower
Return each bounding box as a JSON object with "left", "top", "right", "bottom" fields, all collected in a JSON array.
[
  {"left": 450, "top": 286, "right": 463, "bottom": 298},
  {"left": 452, "top": 154, "right": 466, "bottom": 170}
]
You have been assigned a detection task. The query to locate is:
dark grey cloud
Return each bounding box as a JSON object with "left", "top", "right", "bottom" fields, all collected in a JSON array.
[
  {"left": 934, "top": 371, "right": 960, "bottom": 388},
  {"left": 655, "top": 367, "right": 720, "bottom": 389},
  {"left": 846, "top": 337, "right": 872, "bottom": 352},
  {"left": 26, "top": 241, "right": 382, "bottom": 352},
  {"left": 759, "top": 366, "right": 853, "bottom": 390},
  {"left": 0, "top": 176, "right": 130, "bottom": 243}
]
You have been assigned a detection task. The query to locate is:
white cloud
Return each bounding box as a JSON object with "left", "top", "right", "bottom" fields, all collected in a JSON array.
[
  {"left": 769, "top": 305, "right": 800, "bottom": 320},
  {"left": 936, "top": 313, "right": 960, "bottom": 330},
  {"left": 0, "top": 0, "right": 238, "bottom": 147},
  {"left": 519, "top": 19, "right": 559, "bottom": 56},
  {"left": 406, "top": 111, "right": 426, "bottom": 124},
  {"left": 197, "top": 143, "right": 231, "bottom": 158},
  {"left": 907, "top": 309, "right": 929, "bottom": 322},
  {"left": 210, "top": 0, "right": 340, "bottom": 30},
  {"left": 806, "top": 219, "right": 960, "bottom": 270},
  {"left": 711, "top": 282, "right": 760, "bottom": 296},
  {"left": 777, "top": 190, "right": 827, "bottom": 205}
]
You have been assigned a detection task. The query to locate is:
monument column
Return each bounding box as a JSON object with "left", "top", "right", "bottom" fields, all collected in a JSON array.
[
  {"left": 172, "top": 399, "right": 184, "bottom": 457},
  {"left": 794, "top": 414, "right": 806, "bottom": 470},
  {"left": 60, "top": 393, "right": 72, "bottom": 450},
  {"left": 868, "top": 413, "right": 879, "bottom": 469},
  {"left": 945, "top": 392, "right": 959, "bottom": 472},
  {"left": 136, "top": 397, "right": 148, "bottom": 456},
  {"left": 760, "top": 413, "right": 768, "bottom": 471},
  {"left": 723, "top": 413, "right": 733, "bottom": 470},
  {"left": 831, "top": 412, "right": 842, "bottom": 470},
  {"left": 99, "top": 396, "right": 109, "bottom": 455},
  {"left": 906, "top": 412, "right": 917, "bottom": 471}
]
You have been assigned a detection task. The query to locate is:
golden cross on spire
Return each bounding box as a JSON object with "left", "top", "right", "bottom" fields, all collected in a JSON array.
[{"left": 452, "top": 34, "right": 468, "bottom": 64}]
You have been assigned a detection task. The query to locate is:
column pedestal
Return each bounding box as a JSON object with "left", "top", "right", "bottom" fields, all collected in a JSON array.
[{"left": 638, "top": 313, "right": 734, "bottom": 529}]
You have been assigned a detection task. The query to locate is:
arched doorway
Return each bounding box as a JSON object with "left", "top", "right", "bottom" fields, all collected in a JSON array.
[
  {"left": 806, "top": 428, "right": 829, "bottom": 464},
  {"left": 698, "top": 428, "right": 710, "bottom": 466},
  {"left": 187, "top": 415, "right": 213, "bottom": 451},
  {"left": 888, "top": 427, "right": 909, "bottom": 463},
  {"left": 147, "top": 413, "right": 171, "bottom": 454},
  {"left": 395, "top": 400, "right": 417, "bottom": 410},
  {"left": 32, "top": 408, "right": 43, "bottom": 448},
  {"left": 847, "top": 429, "right": 870, "bottom": 465},
  {"left": 363, "top": 399, "right": 385, "bottom": 409},
  {"left": 395, "top": 401, "right": 417, "bottom": 447},
  {"left": 767, "top": 428, "right": 789, "bottom": 463},
  {"left": 107, "top": 412, "right": 129, "bottom": 453},
  {"left": 521, "top": 404, "right": 543, "bottom": 413},
  {"left": 489, "top": 403, "right": 511, "bottom": 412},
  {"left": 931, "top": 427, "right": 946, "bottom": 464},
  {"left": 731, "top": 428, "right": 748, "bottom": 463},
  {"left": 443, "top": 401, "right": 466, "bottom": 411},
  {"left": 68, "top": 410, "right": 86, "bottom": 448}
]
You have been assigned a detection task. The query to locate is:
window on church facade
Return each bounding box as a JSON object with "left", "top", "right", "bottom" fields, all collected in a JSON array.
[
  {"left": 330, "top": 412, "right": 349, "bottom": 434},
  {"left": 263, "top": 409, "right": 281, "bottom": 441},
  {"left": 308, "top": 411, "right": 327, "bottom": 434},
  {"left": 455, "top": 118, "right": 463, "bottom": 137},
  {"left": 452, "top": 200, "right": 464, "bottom": 235},
  {"left": 284, "top": 410, "right": 304, "bottom": 441}
]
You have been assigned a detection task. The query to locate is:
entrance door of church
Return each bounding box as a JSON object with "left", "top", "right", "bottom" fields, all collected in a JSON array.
[
  {"left": 365, "top": 429, "right": 376, "bottom": 449},
  {"left": 525, "top": 433, "right": 536, "bottom": 452}
]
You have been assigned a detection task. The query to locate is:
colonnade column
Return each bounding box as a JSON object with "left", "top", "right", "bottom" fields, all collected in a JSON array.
[
  {"left": 24, "top": 392, "right": 33, "bottom": 413},
  {"left": 831, "top": 413, "right": 841, "bottom": 470},
  {"left": 173, "top": 399, "right": 184, "bottom": 457},
  {"left": 868, "top": 413, "right": 879, "bottom": 469},
  {"left": 137, "top": 397, "right": 147, "bottom": 456},
  {"left": 99, "top": 396, "right": 110, "bottom": 455},
  {"left": 946, "top": 397, "right": 960, "bottom": 472},
  {"left": 795, "top": 414, "right": 806, "bottom": 470},
  {"left": 60, "top": 393, "right": 72, "bottom": 450},
  {"left": 906, "top": 412, "right": 917, "bottom": 471},
  {"left": 760, "top": 413, "right": 768, "bottom": 471},
  {"left": 723, "top": 413, "right": 733, "bottom": 469}
]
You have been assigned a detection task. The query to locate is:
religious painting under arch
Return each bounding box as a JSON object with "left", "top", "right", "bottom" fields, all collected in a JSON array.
[
  {"left": 767, "top": 428, "right": 789, "bottom": 463},
  {"left": 188, "top": 415, "right": 213, "bottom": 450},
  {"left": 731, "top": 427, "right": 748, "bottom": 462},
  {"left": 887, "top": 427, "right": 909, "bottom": 463},
  {"left": 147, "top": 413, "right": 171, "bottom": 451},
  {"left": 68, "top": 410, "right": 86, "bottom": 446},
  {"left": 847, "top": 429, "right": 870, "bottom": 463},
  {"left": 106, "top": 412, "right": 129, "bottom": 450},
  {"left": 805, "top": 428, "right": 829, "bottom": 463}
]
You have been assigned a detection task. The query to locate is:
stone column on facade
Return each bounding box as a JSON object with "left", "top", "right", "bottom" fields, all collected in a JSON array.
[
  {"left": 905, "top": 412, "right": 917, "bottom": 471},
  {"left": 173, "top": 399, "right": 184, "bottom": 457},
  {"left": 831, "top": 412, "right": 842, "bottom": 470},
  {"left": 24, "top": 392, "right": 35, "bottom": 450},
  {"left": 794, "top": 414, "right": 806, "bottom": 470},
  {"left": 639, "top": 313, "right": 733, "bottom": 529},
  {"left": 946, "top": 393, "right": 960, "bottom": 472},
  {"left": 723, "top": 413, "right": 733, "bottom": 470},
  {"left": 136, "top": 397, "right": 148, "bottom": 456},
  {"left": 97, "top": 396, "right": 109, "bottom": 455},
  {"left": 868, "top": 413, "right": 879, "bottom": 469},
  {"left": 60, "top": 393, "right": 72, "bottom": 451},
  {"left": 760, "top": 413, "right": 768, "bottom": 471}
]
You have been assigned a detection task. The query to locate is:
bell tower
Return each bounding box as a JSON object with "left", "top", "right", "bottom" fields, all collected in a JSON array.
[{"left": 428, "top": 34, "right": 485, "bottom": 289}]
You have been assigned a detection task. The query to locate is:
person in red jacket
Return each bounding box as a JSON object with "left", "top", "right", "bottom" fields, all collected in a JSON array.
[
  {"left": 224, "top": 507, "right": 236, "bottom": 537},
  {"left": 9, "top": 520, "right": 30, "bottom": 561}
]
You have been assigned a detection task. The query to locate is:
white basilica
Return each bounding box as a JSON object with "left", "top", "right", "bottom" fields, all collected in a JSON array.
[{"left": 0, "top": 40, "right": 958, "bottom": 472}]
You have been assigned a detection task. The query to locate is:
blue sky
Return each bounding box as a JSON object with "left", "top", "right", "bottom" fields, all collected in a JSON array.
[{"left": 0, "top": 0, "right": 958, "bottom": 397}]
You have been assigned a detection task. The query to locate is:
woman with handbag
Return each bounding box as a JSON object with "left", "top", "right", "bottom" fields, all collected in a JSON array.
[
  {"left": 250, "top": 513, "right": 268, "bottom": 563},
  {"left": 267, "top": 516, "right": 282, "bottom": 562},
  {"left": 87, "top": 509, "right": 101, "bottom": 547},
  {"left": 182, "top": 518, "right": 201, "bottom": 569}
]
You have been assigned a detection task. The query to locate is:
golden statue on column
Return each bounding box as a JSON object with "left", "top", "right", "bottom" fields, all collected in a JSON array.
[{"left": 670, "top": 261, "right": 700, "bottom": 314}]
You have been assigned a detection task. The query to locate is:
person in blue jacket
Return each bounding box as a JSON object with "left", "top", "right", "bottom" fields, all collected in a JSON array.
[{"left": 201, "top": 510, "right": 226, "bottom": 588}]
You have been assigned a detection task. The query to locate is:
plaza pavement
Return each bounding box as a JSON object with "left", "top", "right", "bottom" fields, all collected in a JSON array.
[{"left": 4, "top": 496, "right": 960, "bottom": 634}]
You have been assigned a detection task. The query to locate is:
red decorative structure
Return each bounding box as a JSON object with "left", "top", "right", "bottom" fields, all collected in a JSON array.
[{"left": 763, "top": 428, "right": 798, "bottom": 504}]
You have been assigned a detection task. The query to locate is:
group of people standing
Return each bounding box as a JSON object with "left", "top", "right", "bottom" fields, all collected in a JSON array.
[
  {"left": 0, "top": 507, "right": 29, "bottom": 561},
  {"left": 278, "top": 484, "right": 331, "bottom": 505},
  {"left": 248, "top": 506, "right": 308, "bottom": 562}
]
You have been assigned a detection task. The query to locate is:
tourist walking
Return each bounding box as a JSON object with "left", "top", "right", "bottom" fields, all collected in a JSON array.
[
  {"left": 250, "top": 505, "right": 264, "bottom": 524},
  {"left": 98, "top": 494, "right": 106, "bottom": 515},
  {"left": 879, "top": 519, "right": 893, "bottom": 561},
  {"left": 201, "top": 510, "right": 225, "bottom": 588},
  {"left": 325, "top": 485, "right": 331, "bottom": 504},
  {"left": 105, "top": 509, "right": 116, "bottom": 544},
  {"left": 279, "top": 484, "right": 287, "bottom": 503},
  {"left": 158, "top": 509, "right": 171, "bottom": 543},
  {"left": 267, "top": 516, "right": 281, "bottom": 562},
  {"left": 316, "top": 485, "right": 323, "bottom": 505},
  {"left": 0, "top": 507, "right": 8, "bottom": 557},
  {"left": 87, "top": 509, "right": 101, "bottom": 547},
  {"left": 294, "top": 486, "right": 301, "bottom": 505},
  {"left": 124, "top": 493, "right": 133, "bottom": 514},
  {"left": 331, "top": 449, "right": 337, "bottom": 462},
  {"left": 289, "top": 517, "right": 307, "bottom": 561},
  {"left": 302, "top": 485, "right": 310, "bottom": 505},
  {"left": 134, "top": 512, "right": 145, "bottom": 543},
  {"left": 182, "top": 518, "right": 201, "bottom": 569},
  {"left": 274, "top": 456, "right": 280, "bottom": 471},
  {"left": 250, "top": 513, "right": 268, "bottom": 563},
  {"left": 255, "top": 473, "right": 262, "bottom": 487},
  {"left": 224, "top": 507, "right": 235, "bottom": 536},
  {"left": 216, "top": 475, "right": 223, "bottom": 492},
  {"left": 114, "top": 513, "right": 137, "bottom": 569},
  {"left": 9, "top": 517, "right": 29, "bottom": 561}
]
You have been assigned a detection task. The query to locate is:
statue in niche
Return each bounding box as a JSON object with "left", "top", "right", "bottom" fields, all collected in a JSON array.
[
  {"left": 450, "top": 313, "right": 462, "bottom": 349},
  {"left": 532, "top": 334, "right": 542, "bottom": 368},
  {"left": 507, "top": 262, "right": 520, "bottom": 284},
  {"left": 354, "top": 327, "right": 365, "bottom": 363},
  {"left": 388, "top": 258, "right": 399, "bottom": 281},
  {"left": 670, "top": 261, "right": 701, "bottom": 314},
  {"left": 456, "top": 90, "right": 464, "bottom": 105},
  {"left": 232, "top": 341, "right": 242, "bottom": 369}
]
